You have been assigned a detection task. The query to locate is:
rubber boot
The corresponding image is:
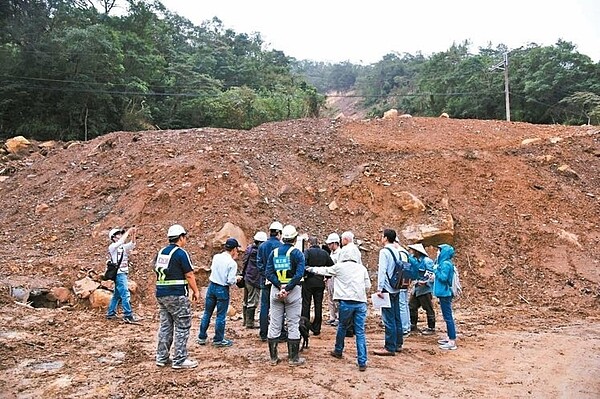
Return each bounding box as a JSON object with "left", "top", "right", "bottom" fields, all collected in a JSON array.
[
  {"left": 427, "top": 314, "right": 436, "bottom": 330},
  {"left": 268, "top": 339, "right": 279, "bottom": 366},
  {"left": 242, "top": 305, "right": 247, "bottom": 327},
  {"left": 287, "top": 339, "right": 305, "bottom": 366},
  {"left": 246, "top": 307, "right": 258, "bottom": 329}
]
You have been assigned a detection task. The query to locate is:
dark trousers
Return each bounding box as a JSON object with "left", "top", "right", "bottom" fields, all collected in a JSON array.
[
  {"left": 301, "top": 284, "right": 325, "bottom": 334},
  {"left": 409, "top": 292, "right": 435, "bottom": 329}
]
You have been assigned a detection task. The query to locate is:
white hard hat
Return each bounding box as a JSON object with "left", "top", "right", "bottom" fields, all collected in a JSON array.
[
  {"left": 269, "top": 221, "right": 283, "bottom": 231},
  {"left": 108, "top": 228, "right": 124, "bottom": 240},
  {"left": 325, "top": 232, "right": 340, "bottom": 244},
  {"left": 167, "top": 224, "right": 187, "bottom": 238},
  {"left": 281, "top": 224, "right": 298, "bottom": 239},
  {"left": 253, "top": 231, "right": 268, "bottom": 242}
]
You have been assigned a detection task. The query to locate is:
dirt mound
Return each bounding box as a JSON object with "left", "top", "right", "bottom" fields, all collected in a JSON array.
[{"left": 0, "top": 117, "right": 599, "bottom": 398}]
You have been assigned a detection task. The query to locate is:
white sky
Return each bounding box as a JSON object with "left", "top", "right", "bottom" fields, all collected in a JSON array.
[{"left": 157, "top": 0, "right": 600, "bottom": 64}]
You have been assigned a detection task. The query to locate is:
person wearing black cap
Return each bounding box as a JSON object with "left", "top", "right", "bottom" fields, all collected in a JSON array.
[{"left": 197, "top": 237, "right": 242, "bottom": 348}]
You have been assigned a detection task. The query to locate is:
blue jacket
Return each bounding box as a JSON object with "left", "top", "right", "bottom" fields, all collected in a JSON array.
[
  {"left": 266, "top": 243, "right": 305, "bottom": 291},
  {"left": 256, "top": 236, "right": 283, "bottom": 288},
  {"left": 433, "top": 244, "right": 455, "bottom": 298},
  {"left": 409, "top": 254, "right": 434, "bottom": 297}
]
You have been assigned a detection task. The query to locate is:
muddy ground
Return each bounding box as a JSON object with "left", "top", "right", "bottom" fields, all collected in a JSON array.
[{"left": 0, "top": 116, "right": 599, "bottom": 398}]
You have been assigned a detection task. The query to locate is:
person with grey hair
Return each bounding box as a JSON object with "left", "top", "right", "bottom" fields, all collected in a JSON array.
[
  {"left": 302, "top": 236, "right": 334, "bottom": 336},
  {"left": 306, "top": 244, "right": 371, "bottom": 371},
  {"left": 340, "top": 231, "right": 362, "bottom": 265}
]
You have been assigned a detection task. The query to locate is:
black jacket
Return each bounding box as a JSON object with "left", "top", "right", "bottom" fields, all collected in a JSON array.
[{"left": 303, "top": 245, "right": 334, "bottom": 288}]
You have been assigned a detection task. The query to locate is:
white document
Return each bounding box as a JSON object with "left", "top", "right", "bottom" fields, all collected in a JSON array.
[{"left": 371, "top": 292, "right": 391, "bottom": 309}]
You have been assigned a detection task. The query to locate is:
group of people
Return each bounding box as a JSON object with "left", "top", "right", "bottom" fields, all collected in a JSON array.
[{"left": 104, "top": 222, "right": 459, "bottom": 371}]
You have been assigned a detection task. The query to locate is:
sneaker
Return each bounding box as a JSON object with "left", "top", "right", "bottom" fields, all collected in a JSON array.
[
  {"left": 196, "top": 338, "right": 207, "bottom": 345},
  {"left": 403, "top": 331, "right": 411, "bottom": 337},
  {"left": 156, "top": 358, "right": 171, "bottom": 367},
  {"left": 421, "top": 328, "right": 435, "bottom": 336},
  {"left": 171, "top": 358, "right": 198, "bottom": 369},
  {"left": 438, "top": 338, "right": 449, "bottom": 345},
  {"left": 330, "top": 350, "right": 343, "bottom": 359},
  {"left": 213, "top": 339, "right": 233, "bottom": 347},
  {"left": 358, "top": 365, "right": 367, "bottom": 372},
  {"left": 106, "top": 314, "right": 117, "bottom": 320},
  {"left": 439, "top": 342, "right": 457, "bottom": 350},
  {"left": 123, "top": 315, "right": 140, "bottom": 323}
]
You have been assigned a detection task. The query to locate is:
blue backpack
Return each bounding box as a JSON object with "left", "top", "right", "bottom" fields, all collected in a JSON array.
[{"left": 385, "top": 247, "right": 418, "bottom": 289}]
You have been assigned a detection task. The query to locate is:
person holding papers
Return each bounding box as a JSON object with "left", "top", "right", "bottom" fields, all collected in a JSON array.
[
  {"left": 306, "top": 243, "right": 371, "bottom": 372},
  {"left": 374, "top": 229, "right": 403, "bottom": 356}
]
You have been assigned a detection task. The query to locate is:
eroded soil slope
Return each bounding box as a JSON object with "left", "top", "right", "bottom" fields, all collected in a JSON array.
[{"left": 0, "top": 117, "right": 599, "bottom": 398}]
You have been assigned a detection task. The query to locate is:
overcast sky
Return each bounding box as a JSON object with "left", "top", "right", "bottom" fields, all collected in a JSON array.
[{"left": 157, "top": 0, "right": 600, "bottom": 64}]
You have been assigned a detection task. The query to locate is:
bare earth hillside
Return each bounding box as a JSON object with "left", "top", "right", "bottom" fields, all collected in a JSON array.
[{"left": 0, "top": 117, "right": 599, "bottom": 398}]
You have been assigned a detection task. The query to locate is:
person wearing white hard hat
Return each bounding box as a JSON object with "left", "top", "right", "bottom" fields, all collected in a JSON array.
[
  {"left": 324, "top": 232, "right": 341, "bottom": 326},
  {"left": 154, "top": 224, "right": 200, "bottom": 369},
  {"left": 106, "top": 226, "right": 137, "bottom": 323},
  {"left": 407, "top": 243, "right": 436, "bottom": 335},
  {"left": 240, "top": 231, "right": 268, "bottom": 328},
  {"left": 265, "top": 224, "right": 306, "bottom": 366},
  {"left": 256, "top": 221, "right": 284, "bottom": 341}
]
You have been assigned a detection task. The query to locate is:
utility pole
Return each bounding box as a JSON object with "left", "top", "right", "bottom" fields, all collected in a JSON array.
[{"left": 490, "top": 52, "right": 511, "bottom": 122}]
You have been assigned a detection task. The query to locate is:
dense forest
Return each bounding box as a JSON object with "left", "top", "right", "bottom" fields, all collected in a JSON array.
[
  {"left": 1, "top": 0, "right": 599, "bottom": 141},
  {"left": 298, "top": 41, "right": 600, "bottom": 124}
]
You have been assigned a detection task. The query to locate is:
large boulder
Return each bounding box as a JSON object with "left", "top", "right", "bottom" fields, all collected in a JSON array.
[
  {"left": 4, "top": 136, "right": 32, "bottom": 154},
  {"left": 89, "top": 289, "right": 112, "bottom": 309},
  {"left": 212, "top": 222, "right": 247, "bottom": 250},
  {"left": 401, "top": 212, "right": 455, "bottom": 246},
  {"left": 72, "top": 277, "right": 100, "bottom": 299}
]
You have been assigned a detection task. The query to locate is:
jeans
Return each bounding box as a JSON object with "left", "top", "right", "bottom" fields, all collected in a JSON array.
[
  {"left": 381, "top": 292, "right": 402, "bottom": 352},
  {"left": 259, "top": 286, "right": 271, "bottom": 340},
  {"left": 107, "top": 273, "right": 132, "bottom": 317},
  {"left": 399, "top": 289, "right": 410, "bottom": 333},
  {"left": 198, "top": 282, "right": 230, "bottom": 342},
  {"left": 439, "top": 296, "right": 456, "bottom": 340},
  {"left": 335, "top": 300, "right": 368, "bottom": 367}
]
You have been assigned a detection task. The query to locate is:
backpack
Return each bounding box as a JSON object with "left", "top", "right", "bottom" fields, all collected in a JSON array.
[
  {"left": 385, "top": 247, "right": 418, "bottom": 289},
  {"left": 451, "top": 265, "right": 462, "bottom": 297},
  {"left": 103, "top": 249, "right": 123, "bottom": 281}
]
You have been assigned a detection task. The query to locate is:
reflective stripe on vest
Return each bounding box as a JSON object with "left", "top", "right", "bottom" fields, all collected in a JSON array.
[
  {"left": 155, "top": 246, "right": 188, "bottom": 286},
  {"left": 273, "top": 246, "right": 295, "bottom": 284}
]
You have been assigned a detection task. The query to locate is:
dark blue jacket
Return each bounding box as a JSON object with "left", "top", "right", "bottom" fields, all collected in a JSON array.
[
  {"left": 266, "top": 243, "right": 305, "bottom": 291},
  {"left": 256, "top": 236, "right": 283, "bottom": 288}
]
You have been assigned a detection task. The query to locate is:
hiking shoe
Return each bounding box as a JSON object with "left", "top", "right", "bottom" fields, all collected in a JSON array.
[
  {"left": 196, "top": 338, "right": 207, "bottom": 345},
  {"left": 171, "top": 358, "right": 198, "bottom": 369},
  {"left": 123, "top": 315, "right": 140, "bottom": 323},
  {"left": 358, "top": 365, "right": 367, "bottom": 372},
  {"left": 373, "top": 349, "right": 395, "bottom": 356},
  {"left": 106, "top": 314, "right": 117, "bottom": 320},
  {"left": 438, "top": 339, "right": 449, "bottom": 345},
  {"left": 156, "top": 359, "right": 171, "bottom": 367},
  {"left": 439, "top": 342, "right": 457, "bottom": 350},
  {"left": 421, "top": 328, "right": 435, "bottom": 336},
  {"left": 213, "top": 339, "right": 233, "bottom": 347},
  {"left": 330, "top": 350, "right": 343, "bottom": 359}
]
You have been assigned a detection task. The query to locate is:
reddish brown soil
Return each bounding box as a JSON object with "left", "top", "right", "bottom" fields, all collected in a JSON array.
[{"left": 0, "top": 117, "right": 599, "bottom": 398}]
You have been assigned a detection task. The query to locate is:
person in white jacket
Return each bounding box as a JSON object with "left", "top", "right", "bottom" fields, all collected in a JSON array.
[{"left": 306, "top": 244, "right": 371, "bottom": 372}]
